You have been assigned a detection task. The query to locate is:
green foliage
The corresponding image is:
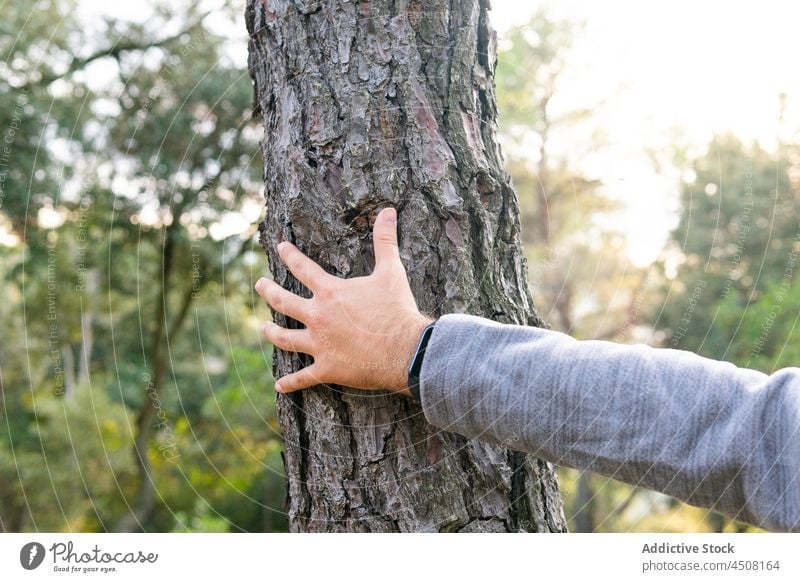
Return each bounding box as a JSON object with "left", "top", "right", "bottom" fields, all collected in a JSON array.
[
  {"left": 496, "top": 12, "right": 755, "bottom": 534},
  {"left": 0, "top": 0, "right": 285, "bottom": 532},
  {"left": 717, "top": 276, "right": 800, "bottom": 372},
  {"left": 161, "top": 346, "right": 287, "bottom": 533},
  {"left": 658, "top": 136, "right": 800, "bottom": 361},
  {"left": 496, "top": 10, "right": 580, "bottom": 135},
  {"left": 496, "top": 13, "right": 642, "bottom": 340},
  {"left": 652, "top": 134, "right": 799, "bottom": 533},
  {"left": 0, "top": 385, "right": 134, "bottom": 531}
]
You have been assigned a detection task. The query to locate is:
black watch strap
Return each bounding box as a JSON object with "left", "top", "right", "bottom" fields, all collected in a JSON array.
[{"left": 407, "top": 321, "right": 436, "bottom": 402}]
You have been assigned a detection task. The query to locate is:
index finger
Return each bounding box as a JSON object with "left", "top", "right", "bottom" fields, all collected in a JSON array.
[{"left": 277, "top": 241, "right": 331, "bottom": 292}]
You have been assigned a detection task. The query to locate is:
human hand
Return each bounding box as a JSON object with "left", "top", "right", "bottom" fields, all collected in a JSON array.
[{"left": 255, "top": 207, "right": 432, "bottom": 395}]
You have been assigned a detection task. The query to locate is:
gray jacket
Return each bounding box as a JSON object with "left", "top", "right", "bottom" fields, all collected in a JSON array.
[{"left": 419, "top": 314, "right": 800, "bottom": 532}]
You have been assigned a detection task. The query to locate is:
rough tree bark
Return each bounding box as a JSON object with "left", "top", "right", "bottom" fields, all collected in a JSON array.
[{"left": 246, "top": 0, "right": 567, "bottom": 532}]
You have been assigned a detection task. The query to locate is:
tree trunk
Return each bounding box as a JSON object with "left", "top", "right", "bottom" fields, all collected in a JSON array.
[
  {"left": 246, "top": 0, "right": 566, "bottom": 532},
  {"left": 77, "top": 267, "right": 98, "bottom": 386},
  {"left": 573, "top": 473, "right": 595, "bottom": 532}
]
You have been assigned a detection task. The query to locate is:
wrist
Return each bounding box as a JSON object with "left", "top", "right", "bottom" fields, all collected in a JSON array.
[{"left": 392, "top": 313, "right": 434, "bottom": 395}]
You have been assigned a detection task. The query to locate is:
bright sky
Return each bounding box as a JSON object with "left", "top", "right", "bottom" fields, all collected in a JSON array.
[
  {"left": 491, "top": 0, "right": 800, "bottom": 264},
  {"left": 16, "top": 0, "right": 800, "bottom": 263}
]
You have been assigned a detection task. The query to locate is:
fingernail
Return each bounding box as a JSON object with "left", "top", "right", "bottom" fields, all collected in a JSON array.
[
  {"left": 384, "top": 207, "right": 397, "bottom": 225},
  {"left": 275, "top": 381, "right": 283, "bottom": 392},
  {"left": 255, "top": 278, "right": 267, "bottom": 293},
  {"left": 261, "top": 322, "right": 271, "bottom": 335},
  {"left": 277, "top": 241, "right": 289, "bottom": 253}
]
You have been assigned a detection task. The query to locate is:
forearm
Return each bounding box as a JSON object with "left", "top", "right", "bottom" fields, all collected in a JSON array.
[{"left": 419, "top": 314, "right": 800, "bottom": 532}]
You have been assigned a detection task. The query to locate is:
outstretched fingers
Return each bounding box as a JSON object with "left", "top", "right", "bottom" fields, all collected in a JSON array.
[
  {"left": 261, "top": 321, "right": 314, "bottom": 355},
  {"left": 275, "top": 364, "right": 325, "bottom": 393},
  {"left": 277, "top": 241, "right": 331, "bottom": 293},
  {"left": 255, "top": 277, "right": 310, "bottom": 322},
  {"left": 372, "top": 207, "right": 401, "bottom": 271}
]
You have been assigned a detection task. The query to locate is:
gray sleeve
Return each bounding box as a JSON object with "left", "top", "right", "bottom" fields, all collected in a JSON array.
[{"left": 419, "top": 313, "right": 800, "bottom": 532}]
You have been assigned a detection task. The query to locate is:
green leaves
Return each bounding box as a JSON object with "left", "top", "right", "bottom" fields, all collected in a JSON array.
[{"left": 0, "top": 0, "right": 282, "bottom": 532}]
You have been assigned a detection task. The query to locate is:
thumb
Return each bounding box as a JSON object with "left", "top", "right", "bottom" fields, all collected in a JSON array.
[{"left": 373, "top": 207, "right": 400, "bottom": 270}]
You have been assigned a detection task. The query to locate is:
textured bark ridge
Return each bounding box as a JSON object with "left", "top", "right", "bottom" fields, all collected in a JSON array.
[{"left": 246, "top": 0, "right": 567, "bottom": 532}]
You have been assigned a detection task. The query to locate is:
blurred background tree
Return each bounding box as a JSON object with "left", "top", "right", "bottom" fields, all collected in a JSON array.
[
  {"left": 658, "top": 136, "right": 798, "bottom": 361},
  {"left": 495, "top": 11, "right": 780, "bottom": 533},
  {"left": 496, "top": 11, "right": 662, "bottom": 533},
  {"left": 1, "top": 0, "right": 286, "bottom": 532},
  {"left": 651, "top": 135, "right": 800, "bottom": 532}
]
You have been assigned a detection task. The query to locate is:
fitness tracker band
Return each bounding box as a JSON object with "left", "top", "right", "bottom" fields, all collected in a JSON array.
[{"left": 407, "top": 321, "right": 436, "bottom": 402}]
